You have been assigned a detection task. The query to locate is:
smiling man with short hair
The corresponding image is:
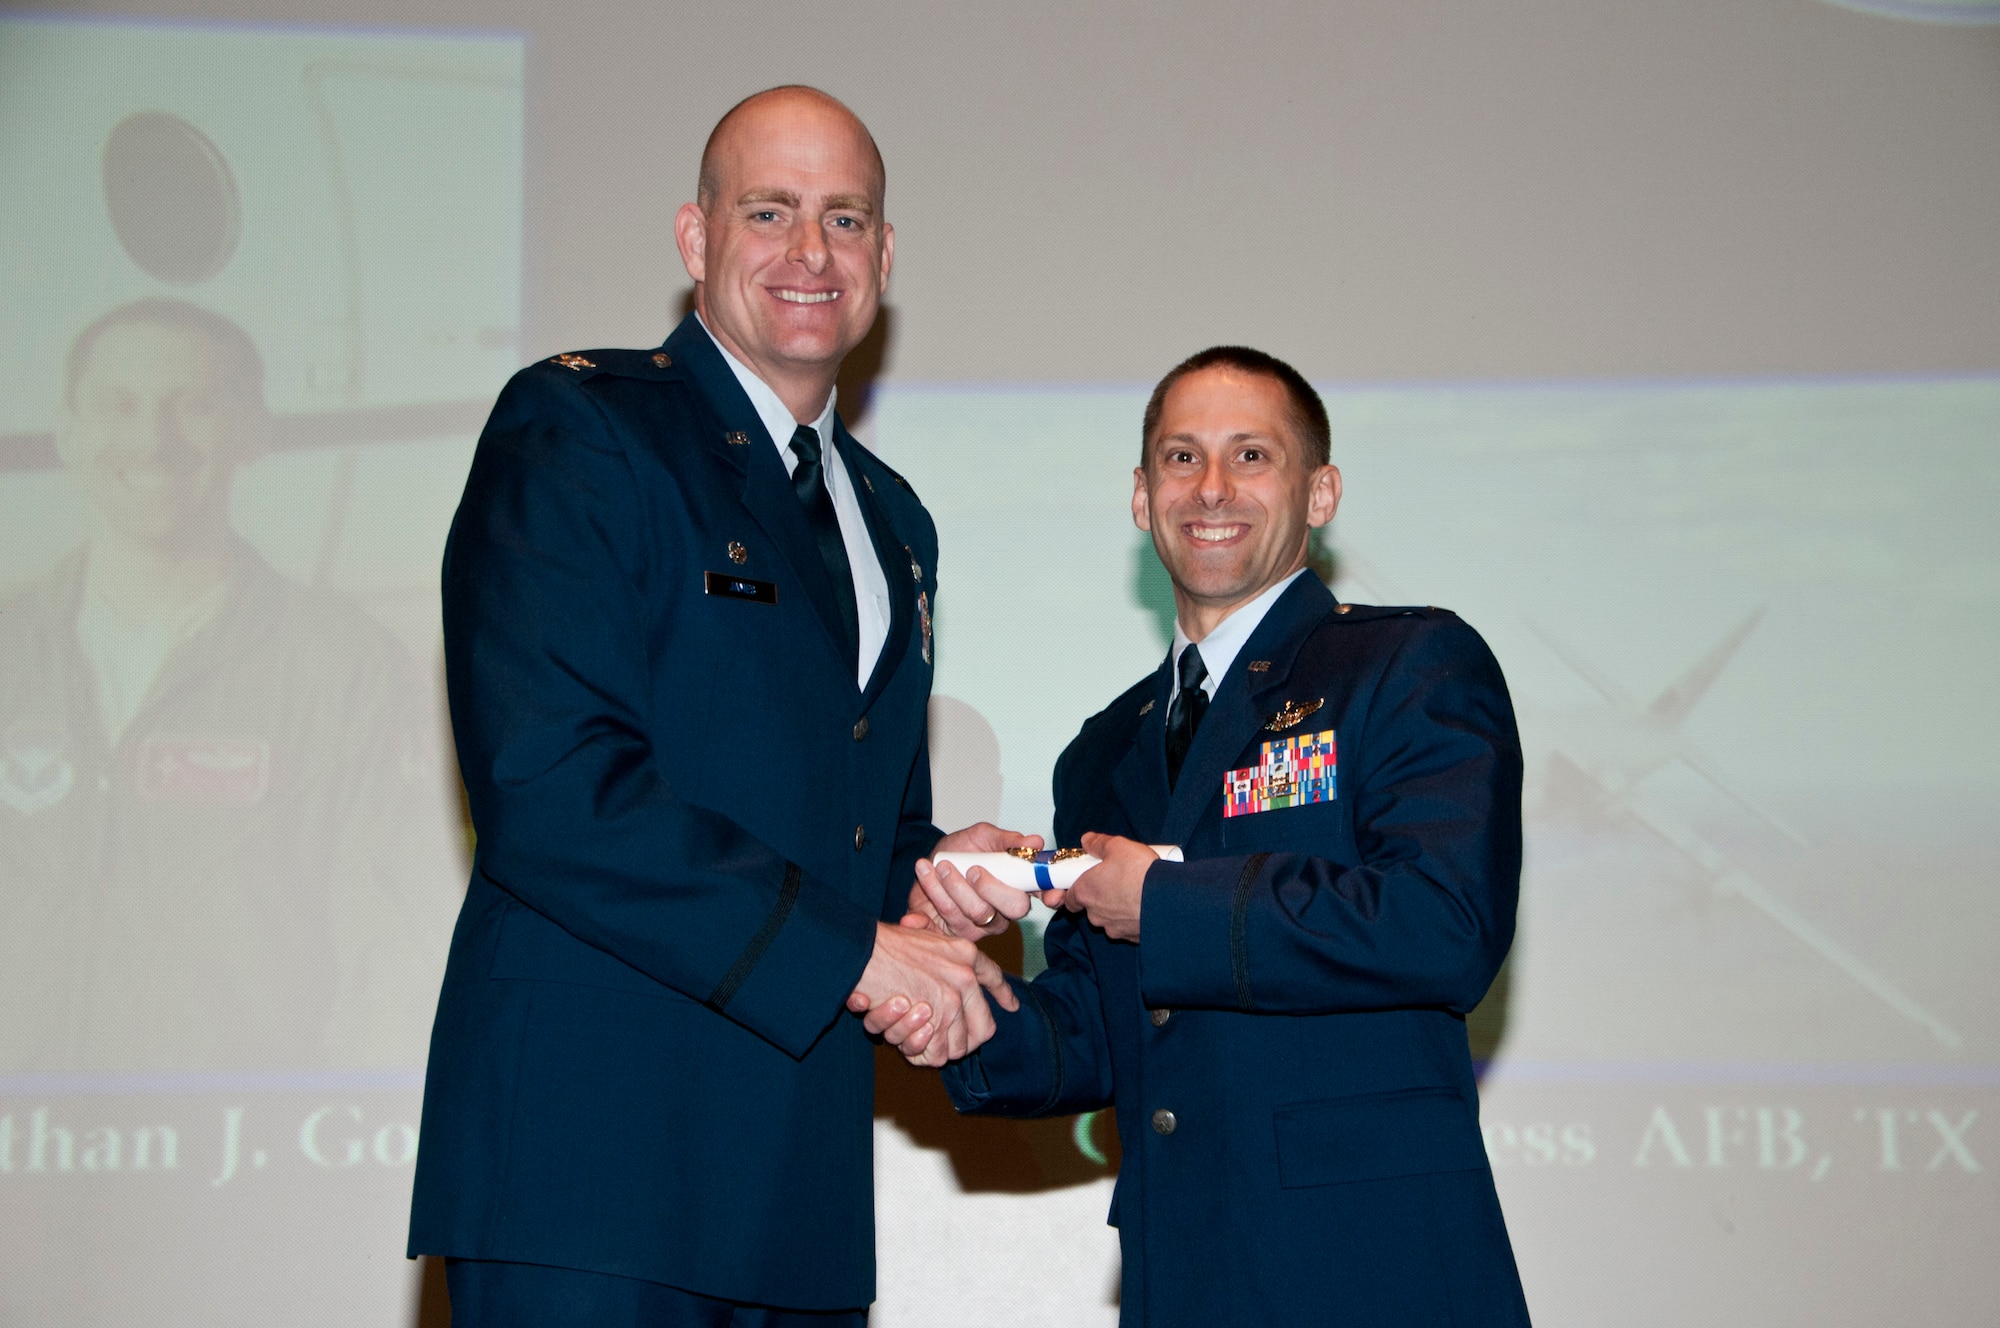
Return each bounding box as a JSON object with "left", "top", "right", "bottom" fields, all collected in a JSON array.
[
  {"left": 408, "top": 86, "right": 1037, "bottom": 1327},
  {"left": 913, "top": 345, "right": 1534, "bottom": 1327}
]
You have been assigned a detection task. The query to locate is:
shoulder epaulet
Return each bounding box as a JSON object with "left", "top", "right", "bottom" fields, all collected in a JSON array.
[
  {"left": 532, "top": 348, "right": 681, "bottom": 383},
  {"left": 1323, "top": 601, "right": 1450, "bottom": 624}
]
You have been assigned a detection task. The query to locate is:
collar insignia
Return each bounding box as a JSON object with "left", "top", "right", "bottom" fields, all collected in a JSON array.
[{"left": 1137, "top": 698, "right": 1155, "bottom": 717}]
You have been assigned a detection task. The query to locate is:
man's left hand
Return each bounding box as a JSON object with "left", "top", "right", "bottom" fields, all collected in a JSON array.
[
  {"left": 908, "top": 822, "right": 1043, "bottom": 941},
  {"left": 1048, "top": 832, "right": 1157, "bottom": 942}
]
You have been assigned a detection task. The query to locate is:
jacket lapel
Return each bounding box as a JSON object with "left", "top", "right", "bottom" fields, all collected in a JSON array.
[
  {"left": 838, "top": 428, "right": 915, "bottom": 710},
  {"left": 1161, "top": 574, "right": 1339, "bottom": 846},
  {"left": 664, "top": 317, "right": 854, "bottom": 679},
  {"left": 1108, "top": 656, "right": 1175, "bottom": 843}
]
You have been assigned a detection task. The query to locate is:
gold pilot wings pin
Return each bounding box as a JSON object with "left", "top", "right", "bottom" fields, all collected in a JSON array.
[
  {"left": 1264, "top": 697, "right": 1323, "bottom": 731},
  {"left": 1224, "top": 730, "right": 1336, "bottom": 818}
]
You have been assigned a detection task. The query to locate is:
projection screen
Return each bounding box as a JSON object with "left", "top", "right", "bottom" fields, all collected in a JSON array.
[{"left": 1, "top": 2, "right": 1995, "bottom": 1325}]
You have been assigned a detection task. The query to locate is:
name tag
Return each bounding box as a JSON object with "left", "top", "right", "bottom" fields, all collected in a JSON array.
[{"left": 704, "top": 571, "right": 778, "bottom": 605}]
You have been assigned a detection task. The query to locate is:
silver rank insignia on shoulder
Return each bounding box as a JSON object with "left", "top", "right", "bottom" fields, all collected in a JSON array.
[
  {"left": 918, "top": 590, "right": 933, "bottom": 664},
  {"left": 553, "top": 353, "right": 595, "bottom": 371},
  {"left": 1137, "top": 699, "right": 1155, "bottom": 717},
  {"left": 1264, "top": 698, "right": 1324, "bottom": 732}
]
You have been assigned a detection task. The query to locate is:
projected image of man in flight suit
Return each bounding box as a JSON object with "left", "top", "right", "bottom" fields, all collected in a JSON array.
[{"left": 0, "top": 299, "right": 458, "bottom": 1072}]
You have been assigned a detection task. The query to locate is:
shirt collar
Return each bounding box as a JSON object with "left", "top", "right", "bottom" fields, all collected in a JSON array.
[
  {"left": 1170, "top": 567, "right": 1311, "bottom": 700},
  {"left": 698, "top": 314, "right": 838, "bottom": 458}
]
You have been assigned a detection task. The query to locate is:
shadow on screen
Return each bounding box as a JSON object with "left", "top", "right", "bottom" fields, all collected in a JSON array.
[
  {"left": 411, "top": 1256, "right": 451, "bottom": 1327},
  {"left": 871, "top": 695, "right": 1123, "bottom": 1192}
]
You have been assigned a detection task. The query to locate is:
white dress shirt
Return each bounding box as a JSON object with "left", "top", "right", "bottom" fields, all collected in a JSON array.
[
  {"left": 700, "top": 318, "right": 892, "bottom": 689},
  {"left": 1168, "top": 567, "right": 1311, "bottom": 710}
]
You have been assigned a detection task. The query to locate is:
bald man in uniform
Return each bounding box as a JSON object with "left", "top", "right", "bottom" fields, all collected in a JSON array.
[{"left": 408, "top": 87, "right": 1032, "bottom": 1326}]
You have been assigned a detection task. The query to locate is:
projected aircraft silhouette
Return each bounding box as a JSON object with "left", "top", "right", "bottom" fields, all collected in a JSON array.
[
  {"left": 1334, "top": 549, "right": 1961, "bottom": 1050},
  {"left": 1522, "top": 610, "right": 1960, "bottom": 1049}
]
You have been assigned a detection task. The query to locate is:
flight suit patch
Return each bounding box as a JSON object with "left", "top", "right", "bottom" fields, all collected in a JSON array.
[
  {"left": 135, "top": 735, "right": 271, "bottom": 805},
  {"left": 0, "top": 725, "right": 74, "bottom": 814}
]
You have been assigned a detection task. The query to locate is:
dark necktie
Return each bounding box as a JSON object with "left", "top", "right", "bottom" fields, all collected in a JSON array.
[
  {"left": 789, "top": 424, "right": 859, "bottom": 668},
  {"left": 1164, "top": 643, "right": 1209, "bottom": 791}
]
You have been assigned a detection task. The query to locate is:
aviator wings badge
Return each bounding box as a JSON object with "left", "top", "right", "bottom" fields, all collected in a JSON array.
[{"left": 1264, "top": 697, "right": 1325, "bottom": 732}]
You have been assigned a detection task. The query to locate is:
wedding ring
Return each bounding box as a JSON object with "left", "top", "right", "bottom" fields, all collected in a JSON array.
[{"left": 978, "top": 911, "right": 998, "bottom": 927}]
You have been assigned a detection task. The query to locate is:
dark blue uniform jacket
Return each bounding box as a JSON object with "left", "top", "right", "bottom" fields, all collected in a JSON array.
[
  {"left": 408, "top": 314, "right": 940, "bottom": 1310},
  {"left": 944, "top": 573, "right": 1532, "bottom": 1327}
]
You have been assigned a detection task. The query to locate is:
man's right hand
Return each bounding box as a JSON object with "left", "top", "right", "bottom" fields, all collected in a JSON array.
[{"left": 846, "top": 921, "right": 1014, "bottom": 1067}]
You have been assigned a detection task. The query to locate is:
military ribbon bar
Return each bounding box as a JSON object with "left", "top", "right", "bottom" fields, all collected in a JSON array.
[{"left": 1223, "top": 729, "right": 1337, "bottom": 818}]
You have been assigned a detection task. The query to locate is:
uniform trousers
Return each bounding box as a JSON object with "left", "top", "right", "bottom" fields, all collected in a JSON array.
[{"left": 444, "top": 1259, "right": 869, "bottom": 1328}]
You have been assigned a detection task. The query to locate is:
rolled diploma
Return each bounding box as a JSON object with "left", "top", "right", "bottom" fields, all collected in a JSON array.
[{"left": 931, "top": 846, "right": 1184, "bottom": 892}]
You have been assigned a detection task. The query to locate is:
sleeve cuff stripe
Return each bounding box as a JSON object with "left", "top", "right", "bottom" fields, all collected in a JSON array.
[
  {"left": 1026, "top": 982, "right": 1067, "bottom": 1118},
  {"left": 708, "top": 861, "right": 803, "bottom": 1012},
  {"left": 1230, "top": 852, "right": 1269, "bottom": 1011}
]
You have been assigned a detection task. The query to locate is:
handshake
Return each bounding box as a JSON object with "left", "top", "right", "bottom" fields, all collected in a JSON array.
[{"left": 843, "top": 822, "right": 1161, "bottom": 1067}]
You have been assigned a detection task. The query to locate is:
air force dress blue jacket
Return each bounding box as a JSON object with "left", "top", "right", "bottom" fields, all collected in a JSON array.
[
  {"left": 408, "top": 314, "right": 940, "bottom": 1310},
  {"left": 944, "top": 572, "right": 1532, "bottom": 1327}
]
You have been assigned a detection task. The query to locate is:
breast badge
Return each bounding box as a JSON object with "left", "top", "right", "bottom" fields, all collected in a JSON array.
[
  {"left": 1263, "top": 697, "right": 1324, "bottom": 732},
  {"left": 1224, "top": 730, "right": 1336, "bottom": 818}
]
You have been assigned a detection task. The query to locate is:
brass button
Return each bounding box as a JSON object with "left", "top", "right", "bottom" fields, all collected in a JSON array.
[
  {"left": 1150, "top": 1008, "right": 1171, "bottom": 1028},
  {"left": 1150, "top": 1108, "right": 1177, "bottom": 1136},
  {"left": 854, "top": 825, "right": 867, "bottom": 851},
  {"left": 852, "top": 716, "right": 869, "bottom": 741},
  {"left": 727, "top": 541, "right": 748, "bottom": 565},
  {"left": 1335, "top": 603, "right": 1351, "bottom": 615},
  {"left": 652, "top": 352, "right": 672, "bottom": 368}
]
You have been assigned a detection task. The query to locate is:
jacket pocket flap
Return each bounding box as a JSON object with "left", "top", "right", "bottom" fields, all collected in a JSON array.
[
  {"left": 1217, "top": 797, "right": 1354, "bottom": 861},
  {"left": 1274, "top": 1087, "right": 1486, "bottom": 1189}
]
